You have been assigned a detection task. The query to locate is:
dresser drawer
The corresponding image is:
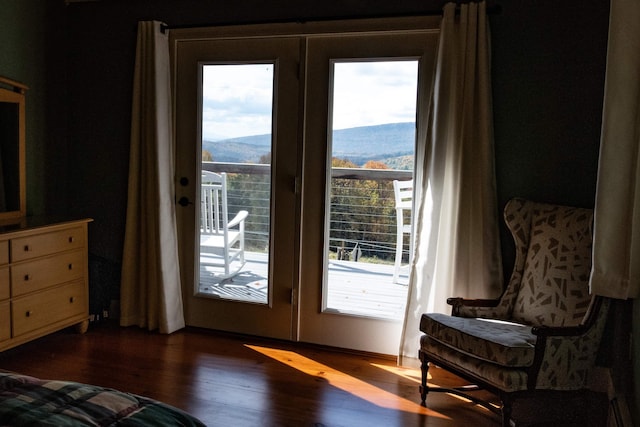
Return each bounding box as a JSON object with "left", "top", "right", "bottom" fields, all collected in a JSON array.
[
  {"left": 12, "top": 280, "right": 86, "bottom": 337},
  {"left": 11, "top": 250, "right": 85, "bottom": 297},
  {"left": 0, "top": 241, "right": 7, "bottom": 265},
  {"left": 0, "top": 268, "right": 8, "bottom": 300},
  {"left": 10, "top": 226, "right": 85, "bottom": 262},
  {"left": 0, "top": 302, "right": 9, "bottom": 342}
]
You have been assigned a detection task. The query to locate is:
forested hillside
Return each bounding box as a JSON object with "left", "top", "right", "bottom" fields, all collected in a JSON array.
[{"left": 203, "top": 122, "right": 415, "bottom": 169}]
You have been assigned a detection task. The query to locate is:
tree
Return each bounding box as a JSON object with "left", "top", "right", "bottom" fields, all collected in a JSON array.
[
  {"left": 329, "top": 158, "right": 396, "bottom": 261},
  {"left": 258, "top": 152, "right": 271, "bottom": 164}
]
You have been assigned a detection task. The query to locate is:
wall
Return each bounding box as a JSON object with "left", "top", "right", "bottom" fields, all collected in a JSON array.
[
  {"left": 0, "top": 0, "right": 68, "bottom": 218},
  {"left": 490, "top": 1, "right": 609, "bottom": 275}
]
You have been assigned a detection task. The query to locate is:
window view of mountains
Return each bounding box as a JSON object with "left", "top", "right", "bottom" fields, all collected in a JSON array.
[{"left": 202, "top": 122, "right": 415, "bottom": 170}]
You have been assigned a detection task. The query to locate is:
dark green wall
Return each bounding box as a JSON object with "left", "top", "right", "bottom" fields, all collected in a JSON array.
[
  {"left": 490, "top": 1, "right": 609, "bottom": 279},
  {"left": 0, "top": 0, "right": 68, "bottom": 217},
  {"left": 0, "top": 2, "right": 42, "bottom": 212}
]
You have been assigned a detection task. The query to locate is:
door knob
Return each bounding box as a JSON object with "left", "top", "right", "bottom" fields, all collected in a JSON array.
[{"left": 178, "top": 197, "right": 192, "bottom": 207}]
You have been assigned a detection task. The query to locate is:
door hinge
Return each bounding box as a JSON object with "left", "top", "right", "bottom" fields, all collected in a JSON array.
[{"left": 291, "top": 288, "right": 298, "bottom": 305}]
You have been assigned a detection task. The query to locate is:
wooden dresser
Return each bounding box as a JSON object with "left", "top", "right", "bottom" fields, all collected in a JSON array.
[{"left": 0, "top": 218, "right": 91, "bottom": 351}]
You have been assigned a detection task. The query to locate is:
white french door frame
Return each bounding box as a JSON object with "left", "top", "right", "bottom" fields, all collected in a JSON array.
[
  {"left": 170, "top": 16, "right": 440, "bottom": 352},
  {"left": 172, "top": 35, "right": 301, "bottom": 340}
]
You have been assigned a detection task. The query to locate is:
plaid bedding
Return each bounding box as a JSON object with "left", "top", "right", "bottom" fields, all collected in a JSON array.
[{"left": 0, "top": 372, "right": 205, "bottom": 426}]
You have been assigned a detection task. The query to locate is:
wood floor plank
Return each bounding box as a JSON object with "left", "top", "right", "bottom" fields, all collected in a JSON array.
[{"left": 0, "top": 322, "right": 500, "bottom": 426}]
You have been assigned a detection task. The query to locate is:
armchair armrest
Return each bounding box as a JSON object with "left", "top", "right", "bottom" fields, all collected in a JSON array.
[
  {"left": 227, "top": 210, "right": 249, "bottom": 228},
  {"left": 447, "top": 297, "right": 502, "bottom": 317},
  {"left": 531, "top": 324, "right": 589, "bottom": 337},
  {"left": 447, "top": 297, "right": 501, "bottom": 307},
  {"left": 527, "top": 297, "right": 609, "bottom": 390},
  {"left": 527, "top": 327, "right": 588, "bottom": 390}
]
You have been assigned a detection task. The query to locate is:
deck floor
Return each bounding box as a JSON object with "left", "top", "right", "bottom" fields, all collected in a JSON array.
[{"left": 199, "top": 251, "right": 410, "bottom": 321}]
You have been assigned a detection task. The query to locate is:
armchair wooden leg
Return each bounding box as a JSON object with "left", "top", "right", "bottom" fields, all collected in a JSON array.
[
  {"left": 501, "top": 397, "right": 513, "bottom": 427},
  {"left": 418, "top": 350, "right": 430, "bottom": 405}
]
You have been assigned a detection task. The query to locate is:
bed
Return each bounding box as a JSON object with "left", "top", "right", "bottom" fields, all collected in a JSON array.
[{"left": 0, "top": 371, "right": 205, "bottom": 426}]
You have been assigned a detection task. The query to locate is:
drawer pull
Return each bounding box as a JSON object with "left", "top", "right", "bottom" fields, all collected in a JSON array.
[
  {"left": 68, "top": 263, "right": 73, "bottom": 270},
  {"left": 23, "top": 245, "right": 30, "bottom": 252},
  {"left": 69, "top": 296, "right": 75, "bottom": 303},
  {"left": 24, "top": 274, "right": 31, "bottom": 281},
  {"left": 68, "top": 236, "right": 75, "bottom": 243},
  {"left": 25, "top": 311, "right": 32, "bottom": 317}
]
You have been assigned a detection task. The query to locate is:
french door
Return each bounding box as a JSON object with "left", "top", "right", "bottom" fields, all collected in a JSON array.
[
  {"left": 299, "top": 32, "right": 437, "bottom": 354},
  {"left": 173, "top": 36, "right": 300, "bottom": 340},
  {"left": 172, "top": 19, "right": 438, "bottom": 353}
]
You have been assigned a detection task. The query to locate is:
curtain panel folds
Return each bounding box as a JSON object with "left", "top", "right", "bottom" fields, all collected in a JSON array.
[
  {"left": 120, "top": 21, "right": 185, "bottom": 334},
  {"left": 589, "top": 0, "right": 640, "bottom": 300},
  {"left": 399, "top": 1, "right": 502, "bottom": 362}
]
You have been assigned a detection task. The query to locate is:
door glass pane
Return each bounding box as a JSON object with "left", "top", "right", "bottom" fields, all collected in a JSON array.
[
  {"left": 198, "top": 63, "right": 273, "bottom": 304},
  {"left": 325, "top": 60, "right": 418, "bottom": 319}
]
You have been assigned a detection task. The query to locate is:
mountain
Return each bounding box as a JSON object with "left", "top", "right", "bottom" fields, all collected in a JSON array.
[{"left": 202, "top": 122, "right": 415, "bottom": 167}]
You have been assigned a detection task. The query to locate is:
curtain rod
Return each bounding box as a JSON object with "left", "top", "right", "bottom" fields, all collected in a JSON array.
[{"left": 160, "top": 4, "right": 501, "bottom": 33}]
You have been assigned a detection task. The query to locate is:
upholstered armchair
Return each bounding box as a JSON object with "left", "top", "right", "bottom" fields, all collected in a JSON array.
[{"left": 418, "top": 198, "right": 609, "bottom": 426}]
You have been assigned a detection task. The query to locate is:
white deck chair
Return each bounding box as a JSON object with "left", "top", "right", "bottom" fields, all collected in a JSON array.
[
  {"left": 200, "top": 171, "right": 249, "bottom": 279},
  {"left": 392, "top": 179, "right": 413, "bottom": 283}
]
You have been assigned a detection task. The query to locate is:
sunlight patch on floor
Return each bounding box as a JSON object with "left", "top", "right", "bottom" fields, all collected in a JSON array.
[
  {"left": 370, "top": 363, "right": 422, "bottom": 384},
  {"left": 245, "top": 344, "right": 449, "bottom": 418}
]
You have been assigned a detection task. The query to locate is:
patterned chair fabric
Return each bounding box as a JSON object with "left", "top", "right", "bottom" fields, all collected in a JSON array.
[
  {"left": 452, "top": 198, "right": 594, "bottom": 324},
  {"left": 511, "top": 203, "right": 593, "bottom": 327},
  {"left": 418, "top": 198, "right": 610, "bottom": 425}
]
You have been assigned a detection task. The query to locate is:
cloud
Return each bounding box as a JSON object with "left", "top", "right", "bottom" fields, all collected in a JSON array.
[
  {"left": 200, "top": 60, "right": 418, "bottom": 140},
  {"left": 331, "top": 60, "right": 418, "bottom": 130},
  {"left": 202, "top": 64, "right": 274, "bottom": 140}
]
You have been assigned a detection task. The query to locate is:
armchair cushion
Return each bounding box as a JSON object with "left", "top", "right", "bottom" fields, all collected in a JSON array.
[
  {"left": 421, "top": 313, "right": 536, "bottom": 367},
  {"left": 420, "top": 335, "right": 530, "bottom": 391}
]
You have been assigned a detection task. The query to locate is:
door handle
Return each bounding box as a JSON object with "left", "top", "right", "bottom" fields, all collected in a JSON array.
[{"left": 177, "top": 196, "right": 193, "bottom": 207}]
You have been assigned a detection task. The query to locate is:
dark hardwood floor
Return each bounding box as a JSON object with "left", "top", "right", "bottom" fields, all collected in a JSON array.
[{"left": 0, "top": 321, "right": 502, "bottom": 426}]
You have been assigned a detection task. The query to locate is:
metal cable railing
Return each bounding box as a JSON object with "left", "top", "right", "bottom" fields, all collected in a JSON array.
[{"left": 203, "top": 162, "right": 412, "bottom": 263}]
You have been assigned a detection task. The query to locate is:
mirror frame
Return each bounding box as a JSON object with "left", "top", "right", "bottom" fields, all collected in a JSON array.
[{"left": 0, "top": 76, "right": 27, "bottom": 221}]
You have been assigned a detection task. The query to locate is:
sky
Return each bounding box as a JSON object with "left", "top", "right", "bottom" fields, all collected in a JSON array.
[{"left": 201, "top": 60, "right": 418, "bottom": 141}]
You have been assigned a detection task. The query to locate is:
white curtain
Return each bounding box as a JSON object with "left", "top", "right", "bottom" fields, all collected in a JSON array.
[
  {"left": 120, "top": 21, "right": 185, "bottom": 334},
  {"left": 589, "top": 0, "right": 640, "bottom": 300},
  {"left": 399, "top": 1, "right": 502, "bottom": 362}
]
